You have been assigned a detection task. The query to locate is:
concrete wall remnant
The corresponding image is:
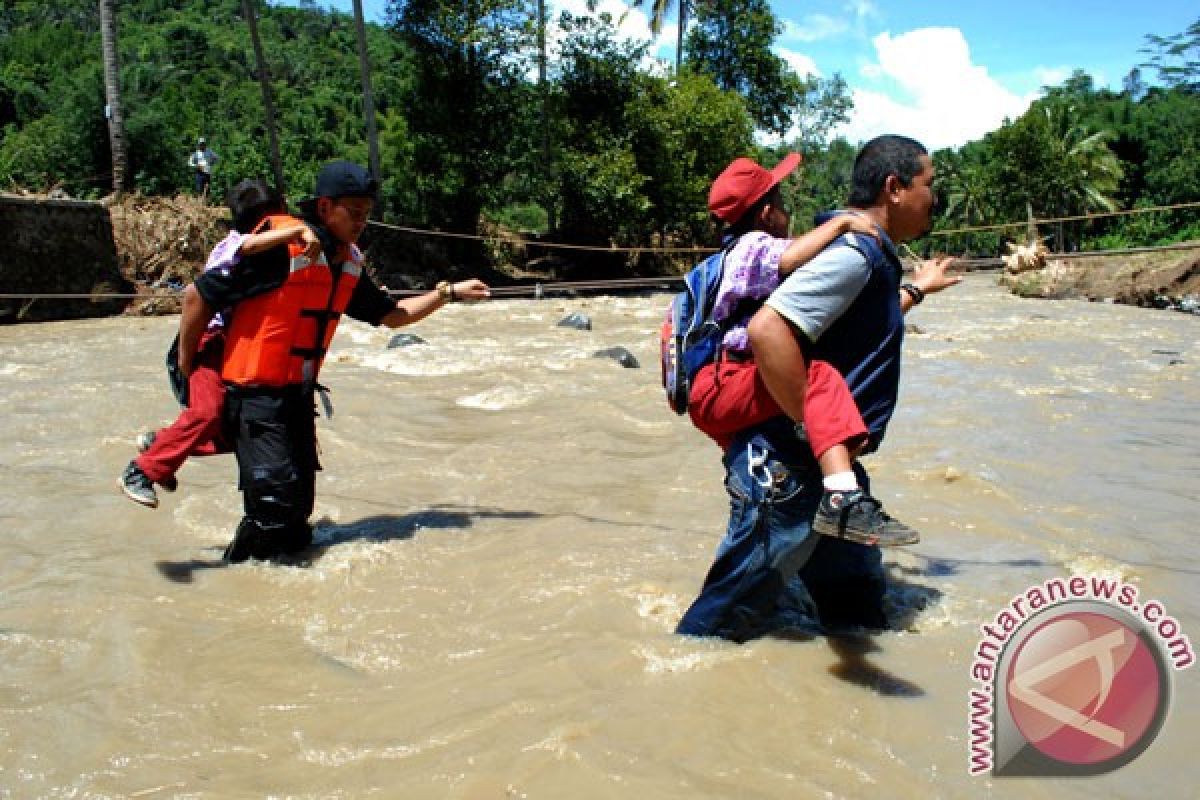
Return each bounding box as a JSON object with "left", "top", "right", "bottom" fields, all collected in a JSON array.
[{"left": 0, "top": 194, "right": 133, "bottom": 323}]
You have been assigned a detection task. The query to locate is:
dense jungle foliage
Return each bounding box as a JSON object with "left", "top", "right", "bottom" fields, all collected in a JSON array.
[{"left": 1, "top": 1, "right": 1197, "bottom": 267}]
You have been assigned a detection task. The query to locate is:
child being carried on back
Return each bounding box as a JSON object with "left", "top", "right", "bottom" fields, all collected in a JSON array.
[
  {"left": 689, "top": 155, "right": 918, "bottom": 547},
  {"left": 119, "top": 180, "right": 320, "bottom": 509}
]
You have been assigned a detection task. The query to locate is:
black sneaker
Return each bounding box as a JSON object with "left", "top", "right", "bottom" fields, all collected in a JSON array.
[
  {"left": 135, "top": 432, "right": 178, "bottom": 491},
  {"left": 812, "top": 489, "right": 919, "bottom": 547},
  {"left": 118, "top": 461, "right": 158, "bottom": 508}
]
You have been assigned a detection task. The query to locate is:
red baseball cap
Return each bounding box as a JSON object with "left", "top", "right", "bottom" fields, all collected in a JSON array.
[{"left": 708, "top": 153, "right": 802, "bottom": 225}]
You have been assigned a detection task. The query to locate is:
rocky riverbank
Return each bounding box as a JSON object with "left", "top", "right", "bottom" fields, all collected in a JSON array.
[
  {"left": 108, "top": 199, "right": 1200, "bottom": 316},
  {"left": 5, "top": 192, "right": 1200, "bottom": 321},
  {"left": 999, "top": 242, "right": 1200, "bottom": 315}
]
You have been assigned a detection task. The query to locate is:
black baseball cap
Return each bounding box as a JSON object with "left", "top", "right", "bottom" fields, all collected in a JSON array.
[{"left": 313, "top": 160, "right": 378, "bottom": 200}]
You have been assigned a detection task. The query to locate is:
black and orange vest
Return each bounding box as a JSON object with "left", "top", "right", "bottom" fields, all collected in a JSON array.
[{"left": 221, "top": 214, "right": 362, "bottom": 388}]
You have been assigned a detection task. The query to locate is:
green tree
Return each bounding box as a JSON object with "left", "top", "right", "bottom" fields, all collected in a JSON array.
[
  {"left": 1140, "top": 17, "right": 1200, "bottom": 92},
  {"left": 1118, "top": 88, "right": 1200, "bottom": 244},
  {"left": 762, "top": 137, "right": 855, "bottom": 235},
  {"left": 1, "top": 1, "right": 418, "bottom": 200},
  {"left": 387, "top": 0, "right": 532, "bottom": 233},
  {"left": 351, "top": 0, "right": 381, "bottom": 196},
  {"left": 0, "top": 18, "right": 105, "bottom": 192},
  {"left": 985, "top": 101, "right": 1122, "bottom": 250},
  {"left": 627, "top": 70, "right": 753, "bottom": 240},
  {"left": 686, "top": 0, "right": 796, "bottom": 136},
  {"left": 552, "top": 11, "right": 749, "bottom": 261},
  {"left": 553, "top": 12, "right": 654, "bottom": 243},
  {"left": 933, "top": 143, "right": 1002, "bottom": 254},
  {"left": 685, "top": 0, "right": 850, "bottom": 141}
]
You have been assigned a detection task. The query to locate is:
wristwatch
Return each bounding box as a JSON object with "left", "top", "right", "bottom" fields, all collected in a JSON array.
[
  {"left": 900, "top": 282, "right": 925, "bottom": 305},
  {"left": 436, "top": 280, "right": 456, "bottom": 302}
]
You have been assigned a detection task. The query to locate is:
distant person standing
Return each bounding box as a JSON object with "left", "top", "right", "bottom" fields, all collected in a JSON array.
[{"left": 188, "top": 137, "right": 218, "bottom": 196}]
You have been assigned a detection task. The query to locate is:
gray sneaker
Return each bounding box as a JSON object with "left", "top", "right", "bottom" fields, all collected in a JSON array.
[
  {"left": 812, "top": 489, "right": 919, "bottom": 547},
  {"left": 119, "top": 461, "right": 158, "bottom": 508}
]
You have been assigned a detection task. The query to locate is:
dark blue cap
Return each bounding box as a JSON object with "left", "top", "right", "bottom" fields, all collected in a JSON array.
[{"left": 313, "top": 160, "right": 377, "bottom": 200}]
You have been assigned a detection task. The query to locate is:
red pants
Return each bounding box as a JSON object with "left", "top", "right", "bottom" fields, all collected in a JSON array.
[
  {"left": 688, "top": 357, "right": 868, "bottom": 456},
  {"left": 136, "top": 332, "right": 230, "bottom": 483}
]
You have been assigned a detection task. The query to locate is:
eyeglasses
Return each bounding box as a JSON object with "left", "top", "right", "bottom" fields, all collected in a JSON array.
[{"left": 334, "top": 201, "right": 373, "bottom": 223}]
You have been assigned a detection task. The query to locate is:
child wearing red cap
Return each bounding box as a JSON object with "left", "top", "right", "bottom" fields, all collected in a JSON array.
[{"left": 689, "top": 154, "right": 917, "bottom": 547}]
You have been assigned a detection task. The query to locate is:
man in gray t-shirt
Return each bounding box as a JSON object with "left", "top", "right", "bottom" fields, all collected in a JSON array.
[{"left": 676, "top": 135, "right": 960, "bottom": 641}]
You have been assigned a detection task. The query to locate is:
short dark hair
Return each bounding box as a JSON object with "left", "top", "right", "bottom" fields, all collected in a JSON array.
[
  {"left": 848, "top": 135, "right": 928, "bottom": 207},
  {"left": 225, "top": 179, "right": 285, "bottom": 233}
]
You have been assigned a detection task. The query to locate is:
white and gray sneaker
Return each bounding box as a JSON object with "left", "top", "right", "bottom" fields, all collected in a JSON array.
[
  {"left": 119, "top": 461, "right": 158, "bottom": 508},
  {"left": 812, "top": 489, "right": 919, "bottom": 547}
]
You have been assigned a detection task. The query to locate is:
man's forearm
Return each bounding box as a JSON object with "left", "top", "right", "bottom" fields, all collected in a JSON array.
[
  {"left": 380, "top": 290, "right": 445, "bottom": 328},
  {"left": 747, "top": 305, "right": 809, "bottom": 422}
]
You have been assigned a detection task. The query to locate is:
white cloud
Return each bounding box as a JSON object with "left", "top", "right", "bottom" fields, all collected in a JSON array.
[
  {"left": 782, "top": 15, "right": 850, "bottom": 43},
  {"left": 551, "top": 0, "right": 674, "bottom": 62},
  {"left": 835, "top": 27, "right": 1036, "bottom": 150},
  {"left": 845, "top": 0, "right": 882, "bottom": 27},
  {"left": 557, "top": 0, "right": 655, "bottom": 41},
  {"left": 1031, "top": 65, "right": 1111, "bottom": 90},
  {"left": 533, "top": 0, "right": 674, "bottom": 77},
  {"left": 776, "top": 47, "right": 821, "bottom": 79},
  {"left": 1032, "top": 66, "right": 1073, "bottom": 88}
]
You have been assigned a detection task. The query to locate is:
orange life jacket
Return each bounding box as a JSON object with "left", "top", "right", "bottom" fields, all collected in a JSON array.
[{"left": 221, "top": 214, "right": 362, "bottom": 387}]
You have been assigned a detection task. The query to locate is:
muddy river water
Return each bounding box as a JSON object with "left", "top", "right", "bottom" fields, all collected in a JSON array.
[{"left": 0, "top": 274, "right": 1196, "bottom": 797}]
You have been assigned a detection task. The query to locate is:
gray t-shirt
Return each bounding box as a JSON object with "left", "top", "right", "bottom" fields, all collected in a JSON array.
[{"left": 764, "top": 232, "right": 873, "bottom": 343}]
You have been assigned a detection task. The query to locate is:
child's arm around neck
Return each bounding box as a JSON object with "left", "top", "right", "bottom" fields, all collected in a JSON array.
[
  {"left": 239, "top": 218, "right": 321, "bottom": 261},
  {"left": 778, "top": 212, "right": 879, "bottom": 276}
]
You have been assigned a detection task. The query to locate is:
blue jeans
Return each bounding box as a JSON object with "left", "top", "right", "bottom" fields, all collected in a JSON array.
[{"left": 676, "top": 437, "right": 887, "bottom": 642}]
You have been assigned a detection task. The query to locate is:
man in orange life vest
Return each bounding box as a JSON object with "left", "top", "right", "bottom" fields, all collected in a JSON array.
[{"left": 180, "top": 161, "right": 491, "bottom": 562}]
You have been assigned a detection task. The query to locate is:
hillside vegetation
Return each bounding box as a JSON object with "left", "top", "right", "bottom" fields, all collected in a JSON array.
[{"left": 1, "top": 4, "right": 1197, "bottom": 281}]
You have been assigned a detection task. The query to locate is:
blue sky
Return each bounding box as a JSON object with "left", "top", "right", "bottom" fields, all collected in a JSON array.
[{"left": 275, "top": 0, "right": 1197, "bottom": 149}]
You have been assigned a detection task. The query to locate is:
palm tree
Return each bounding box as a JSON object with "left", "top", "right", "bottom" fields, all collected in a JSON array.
[
  {"left": 628, "top": 0, "right": 689, "bottom": 74},
  {"left": 536, "top": 0, "right": 555, "bottom": 228},
  {"left": 98, "top": 0, "right": 127, "bottom": 193},
  {"left": 938, "top": 151, "right": 994, "bottom": 254},
  {"left": 352, "top": 0, "right": 382, "bottom": 205},
  {"left": 1043, "top": 105, "right": 1123, "bottom": 249},
  {"left": 940, "top": 153, "right": 990, "bottom": 225},
  {"left": 242, "top": 0, "right": 286, "bottom": 194}
]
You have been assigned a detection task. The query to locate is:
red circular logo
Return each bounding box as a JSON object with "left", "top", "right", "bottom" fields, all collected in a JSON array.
[{"left": 1005, "top": 611, "right": 1163, "bottom": 766}]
